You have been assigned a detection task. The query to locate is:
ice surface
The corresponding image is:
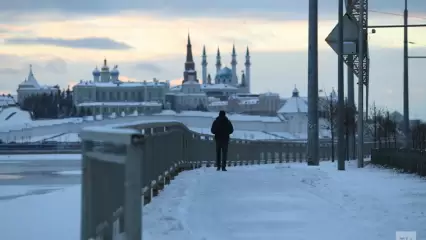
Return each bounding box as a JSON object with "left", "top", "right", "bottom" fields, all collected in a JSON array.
[
  {"left": 0, "top": 186, "right": 80, "bottom": 240},
  {"left": 0, "top": 186, "right": 65, "bottom": 200},
  {"left": 1, "top": 161, "right": 425, "bottom": 240},
  {"left": 0, "top": 154, "right": 81, "bottom": 161},
  {"left": 55, "top": 170, "right": 82, "bottom": 175}
]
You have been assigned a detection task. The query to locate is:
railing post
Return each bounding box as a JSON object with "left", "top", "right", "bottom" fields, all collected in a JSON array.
[
  {"left": 124, "top": 134, "right": 144, "bottom": 240},
  {"left": 81, "top": 140, "right": 94, "bottom": 240}
]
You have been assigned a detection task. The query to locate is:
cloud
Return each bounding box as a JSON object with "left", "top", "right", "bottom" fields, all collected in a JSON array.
[
  {"left": 0, "top": 0, "right": 424, "bottom": 22},
  {"left": 133, "top": 62, "right": 163, "bottom": 73},
  {"left": 44, "top": 58, "right": 67, "bottom": 74},
  {"left": 3, "top": 37, "right": 133, "bottom": 50},
  {"left": 0, "top": 68, "right": 21, "bottom": 74}
]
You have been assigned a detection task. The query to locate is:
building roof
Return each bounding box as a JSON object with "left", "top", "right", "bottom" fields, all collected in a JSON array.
[
  {"left": 18, "top": 65, "right": 40, "bottom": 89},
  {"left": 170, "top": 83, "right": 238, "bottom": 91},
  {"left": 74, "top": 80, "right": 167, "bottom": 88},
  {"left": 277, "top": 87, "right": 308, "bottom": 114}
]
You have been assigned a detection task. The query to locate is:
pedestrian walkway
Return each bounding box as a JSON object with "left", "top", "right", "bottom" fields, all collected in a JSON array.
[{"left": 142, "top": 161, "right": 426, "bottom": 240}]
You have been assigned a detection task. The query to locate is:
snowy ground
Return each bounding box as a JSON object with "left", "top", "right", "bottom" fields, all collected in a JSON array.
[
  {"left": 0, "top": 107, "right": 83, "bottom": 133},
  {"left": 0, "top": 160, "right": 424, "bottom": 240},
  {"left": 1, "top": 109, "right": 332, "bottom": 142}
]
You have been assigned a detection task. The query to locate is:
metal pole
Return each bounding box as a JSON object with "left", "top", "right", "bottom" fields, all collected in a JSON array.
[
  {"left": 330, "top": 93, "right": 335, "bottom": 162},
  {"left": 347, "top": 60, "right": 355, "bottom": 161},
  {"left": 124, "top": 139, "right": 143, "bottom": 240},
  {"left": 346, "top": 0, "right": 356, "bottom": 161},
  {"left": 307, "top": 0, "right": 319, "bottom": 166},
  {"left": 357, "top": 0, "right": 365, "bottom": 168},
  {"left": 337, "top": 0, "right": 345, "bottom": 170},
  {"left": 403, "top": 0, "right": 410, "bottom": 148}
]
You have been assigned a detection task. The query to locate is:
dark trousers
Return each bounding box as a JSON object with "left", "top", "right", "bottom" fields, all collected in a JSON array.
[{"left": 215, "top": 140, "right": 229, "bottom": 168}]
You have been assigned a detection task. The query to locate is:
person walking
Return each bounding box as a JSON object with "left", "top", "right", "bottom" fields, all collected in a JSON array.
[{"left": 210, "top": 110, "right": 234, "bottom": 171}]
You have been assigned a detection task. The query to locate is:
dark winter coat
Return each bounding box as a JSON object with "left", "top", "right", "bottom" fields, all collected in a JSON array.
[{"left": 211, "top": 114, "right": 234, "bottom": 142}]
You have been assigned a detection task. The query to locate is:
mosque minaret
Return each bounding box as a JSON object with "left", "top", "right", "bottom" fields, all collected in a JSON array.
[
  {"left": 200, "top": 44, "right": 251, "bottom": 90},
  {"left": 201, "top": 45, "right": 208, "bottom": 85},
  {"left": 244, "top": 46, "right": 251, "bottom": 93}
]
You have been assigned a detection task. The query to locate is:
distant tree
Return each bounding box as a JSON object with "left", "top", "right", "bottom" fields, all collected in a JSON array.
[
  {"left": 323, "top": 96, "right": 337, "bottom": 162},
  {"left": 79, "top": 108, "right": 86, "bottom": 117},
  {"left": 18, "top": 87, "right": 77, "bottom": 119},
  {"left": 412, "top": 123, "right": 426, "bottom": 150},
  {"left": 196, "top": 102, "right": 208, "bottom": 112}
]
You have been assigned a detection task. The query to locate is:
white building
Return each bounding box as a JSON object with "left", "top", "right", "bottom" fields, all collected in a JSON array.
[
  {"left": 277, "top": 87, "right": 308, "bottom": 134},
  {"left": 16, "top": 65, "right": 58, "bottom": 105},
  {"left": 73, "top": 59, "right": 168, "bottom": 116},
  {"left": 0, "top": 94, "right": 16, "bottom": 107},
  {"left": 207, "top": 92, "right": 281, "bottom": 116}
]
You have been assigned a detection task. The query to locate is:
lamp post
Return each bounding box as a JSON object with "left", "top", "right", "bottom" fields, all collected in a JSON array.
[{"left": 307, "top": 0, "right": 319, "bottom": 165}]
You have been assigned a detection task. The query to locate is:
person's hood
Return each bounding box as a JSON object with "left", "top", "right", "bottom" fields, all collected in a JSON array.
[{"left": 216, "top": 115, "right": 228, "bottom": 121}]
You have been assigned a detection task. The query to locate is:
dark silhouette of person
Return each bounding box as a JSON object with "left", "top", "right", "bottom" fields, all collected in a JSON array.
[{"left": 210, "top": 110, "right": 234, "bottom": 171}]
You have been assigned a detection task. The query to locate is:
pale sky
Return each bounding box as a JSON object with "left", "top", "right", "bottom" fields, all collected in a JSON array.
[{"left": 0, "top": 0, "right": 425, "bottom": 118}]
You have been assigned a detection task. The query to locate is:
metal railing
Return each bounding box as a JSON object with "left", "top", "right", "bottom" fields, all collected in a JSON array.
[
  {"left": 80, "top": 121, "right": 374, "bottom": 240},
  {"left": 371, "top": 148, "right": 426, "bottom": 176}
]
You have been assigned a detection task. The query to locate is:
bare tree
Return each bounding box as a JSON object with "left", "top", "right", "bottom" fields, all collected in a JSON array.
[
  {"left": 322, "top": 95, "right": 337, "bottom": 162},
  {"left": 370, "top": 106, "right": 399, "bottom": 149},
  {"left": 344, "top": 98, "right": 356, "bottom": 160},
  {"left": 412, "top": 123, "right": 426, "bottom": 150}
]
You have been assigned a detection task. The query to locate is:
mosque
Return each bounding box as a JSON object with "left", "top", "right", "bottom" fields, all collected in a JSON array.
[
  {"left": 169, "top": 34, "right": 252, "bottom": 100},
  {"left": 166, "top": 34, "right": 253, "bottom": 111}
]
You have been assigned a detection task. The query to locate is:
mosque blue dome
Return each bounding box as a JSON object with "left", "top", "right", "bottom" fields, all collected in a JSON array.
[
  {"left": 215, "top": 67, "right": 233, "bottom": 84},
  {"left": 216, "top": 67, "right": 232, "bottom": 77}
]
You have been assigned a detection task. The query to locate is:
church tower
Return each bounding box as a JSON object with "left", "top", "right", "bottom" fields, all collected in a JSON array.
[
  {"left": 231, "top": 44, "right": 238, "bottom": 85},
  {"left": 100, "top": 58, "right": 110, "bottom": 82},
  {"left": 183, "top": 34, "right": 198, "bottom": 83},
  {"left": 215, "top": 48, "right": 222, "bottom": 74},
  {"left": 245, "top": 46, "right": 251, "bottom": 93},
  {"left": 201, "top": 45, "right": 207, "bottom": 84}
]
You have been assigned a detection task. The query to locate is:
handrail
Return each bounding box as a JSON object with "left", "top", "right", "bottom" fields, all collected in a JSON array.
[{"left": 80, "top": 120, "right": 375, "bottom": 240}]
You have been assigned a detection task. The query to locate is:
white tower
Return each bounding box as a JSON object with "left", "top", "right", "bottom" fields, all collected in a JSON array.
[
  {"left": 231, "top": 44, "right": 238, "bottom": 85},
  {"left": 201, "top": 45, "right": 208, "bottom": 84},
  {"left": 215, "top": 47, "right": 221, "bottom": 74},
  {"left": 244, "top": 46, "right": 251, "bottom": 93},
  {"left": 100, "top": 58, "right": 110, "bottom": 82}
]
